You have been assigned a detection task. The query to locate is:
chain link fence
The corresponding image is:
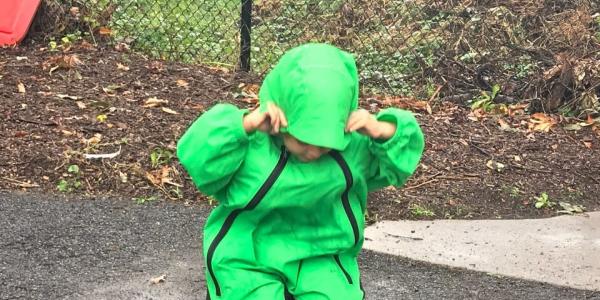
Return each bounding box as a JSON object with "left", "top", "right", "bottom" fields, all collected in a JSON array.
[
  {"left": 32, "top": 0, "right": 600, "bottom": 110},
  {"left": 35, "top": 0, "right": 450, "bottom": 95}
]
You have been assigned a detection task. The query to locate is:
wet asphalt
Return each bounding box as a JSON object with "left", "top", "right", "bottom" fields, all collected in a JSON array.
[{"left": 1, "top": 191, "right": 598, "bottom": 300}]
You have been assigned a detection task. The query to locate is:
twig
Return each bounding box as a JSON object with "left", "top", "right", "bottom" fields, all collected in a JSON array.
[
  {"left": 575, "top": 171, "right": 600, "bottom": 185},
  {"left": 0, "top": 161, "right": 29, "bottom": 167},
  {"left": 437, "top": 175, "right": 479, "bottom": 181},
  {"left": 1, "top": 177, "right": 39, "bottom": 188},
  {"left": 384, "top": 232, "right": 424, "bottom": 241},
  {"left": 14, "top": 117, "right": 57, "bottom": 127},
  {"left": 428, "top": 85, "right": 444, "bottom": 103},
  {"left": 509, "top": 163, "right": 553, "bottom": 174},
  {"left": 402, "top": 179, "right": 438, "bottom": 191},
  {"left": 468, "top": 141, "right": 492, "bottom": 157}
]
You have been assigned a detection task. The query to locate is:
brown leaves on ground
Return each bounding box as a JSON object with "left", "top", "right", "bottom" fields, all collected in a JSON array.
[
  {"left": 364, "top": 96, "right": 432, "bottom": 114},
  {"left": 146, "top": 166, "right": 181, "bottom": 188},
  {"left": 42, "top": 54, "right": 83, "bottom": 73},
  {"left": 528, "top": 113, "right": 558, "bottom": 132}
]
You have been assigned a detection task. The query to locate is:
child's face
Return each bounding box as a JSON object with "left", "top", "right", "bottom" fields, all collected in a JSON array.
[{"left": 282, "top": 134, "right": 331, "bottom": 162}]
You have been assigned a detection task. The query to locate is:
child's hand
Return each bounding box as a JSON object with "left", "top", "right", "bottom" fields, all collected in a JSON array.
[
  {"left": 243, "top": 102, "right": 288, "bottom": 134},
  {"left": 345, "top": 109, "right": 397, "bottom": 140}
]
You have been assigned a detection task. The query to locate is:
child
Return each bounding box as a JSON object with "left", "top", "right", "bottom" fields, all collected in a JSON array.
[{"left": 177, "top": 43, "right": 424, "bottom": 300}]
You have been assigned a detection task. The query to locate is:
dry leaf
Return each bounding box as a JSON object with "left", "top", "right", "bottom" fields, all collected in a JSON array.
[
  {"left": 43, "top": 55, "right": 83, "bottom": 72},
  {"left": 117, "top": 63, "right": 130, "bottom": 71},
  {"left": 161, "top": 107, "right": 179, "bottom": 115},
  {"left": 57, "top": 94, "right": 81, "bottom": 100},
  {"left": 150, "top": 274, "right": 166, "bottom": 285},
  {"left": 176, "top": 79, "right": 189, "bottom": 88},
  {"left": 84, "top": 134, "right": 102, "bottom": 145},
  {"left": 583, "top": 141, "right": 592, "bottom": 149},
  {"left": 146, "top": 166, "right": 174, "bottom": 187},
  {"left": 17, "top": 83, "right": 26, "bottom": 93},
  {"left": 99, "top": 27, "right": 112, "bottom": 36},
  {"left": 76, "top": 101, "right": 86, "bottom": 109},
  {"left": 497, "top": 118, "right": 510, "bottom": 130},
  {"left": 144, "top": 97, "right": 168, "bottom": 108},
  {"left": 69, "top": 7, "right": 80, "bottom": 17},
  {"left": 62, "top": 130, "right": 76, "bottom": 136},
  {"left": 14, "top": 131, "right": 28, "bottom": 138},
  {"left": 486, "top": 160, "right": 506, "bottom": 172},
  {"left": 528, "top": 113, "right": 557, "bottom": 132}
]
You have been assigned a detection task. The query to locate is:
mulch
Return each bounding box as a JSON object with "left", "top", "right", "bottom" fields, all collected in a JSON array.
[{"left": 1, "top": 43, "right": 598, "bottom": 222}]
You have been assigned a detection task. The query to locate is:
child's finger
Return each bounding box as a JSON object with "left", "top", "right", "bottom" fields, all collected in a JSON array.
[
  {"left": 348, "top": 117, "right": 368, "bottom": 132},
  {"left": 268, "top": 103, "right": 280, "bottom": 133},
  {"left": 345, "top": 113, "right": 362, "bottom": 132},
  {"left": 279, "top": 108, "right": 288, "bottom": 128}
]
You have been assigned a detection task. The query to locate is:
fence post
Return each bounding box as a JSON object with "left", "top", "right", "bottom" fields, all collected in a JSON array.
[{"left": 240, "top": 0, "right": 252, "bottom": 72}]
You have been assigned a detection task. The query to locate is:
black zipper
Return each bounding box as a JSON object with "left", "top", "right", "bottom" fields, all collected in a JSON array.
[
  {"left": 206, "top": 148, "right": 289, "bottom": 296},
  {"left": 334, "top": 254, "right": 353, "bottom": 284},
  {"left": 329, "top": 151, "right": 359, "bottom": 246},
  {"left": 330, "top": 151, "right": 358, "bottom": 285}
]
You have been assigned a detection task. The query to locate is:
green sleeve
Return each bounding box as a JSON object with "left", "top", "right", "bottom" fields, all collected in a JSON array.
[
  {"left": 366, "top": 108, "right": 424, "bottom": 192},
  {"left": 176, "top": 104, "right": 249, "bottom": 196}
]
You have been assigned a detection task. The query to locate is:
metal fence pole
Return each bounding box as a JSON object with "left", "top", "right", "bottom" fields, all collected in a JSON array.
[{"left": 240, "top": 0, "right": 252, "bottom": 72}]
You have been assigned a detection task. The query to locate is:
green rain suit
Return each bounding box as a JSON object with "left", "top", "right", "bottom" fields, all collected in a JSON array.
[{"left": 177, "top": 43, "right": 424, "bottom": 300}]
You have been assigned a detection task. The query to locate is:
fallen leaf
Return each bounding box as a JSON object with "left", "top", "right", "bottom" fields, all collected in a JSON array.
[
  {"left": 84, "top": 134, "right": 102, "bottom": 145},
  {"left": 146, "top": 166, "right": 174, "bottom": 187},
  {"left": 583, "top": 141, "right": 592, "bottom": 149},
  {"left": 144, "top": 97, "right": 169, "bottom": 108},
  {"left": 176, "top": 79, "right": 189, "bottom": 88},
  {"left": 497, "top": 118, "right": 511, "bottom": 131},
  {"left": 564, "top": 124, "right": 582, "bottom": 131},
  {"left": 150, "top": 274, "right": 166, "bottom": 285},
  {"left": 115, "top": 42, "right": 130, "bottom": 52},
  {"left": 117, "top": 63, "right": 130, "bottom": 71},
  {"left": 17, "top": 83, "right": 26, "bottom": 93},
  {"left": 514, "top": 155, "right": 522, "bottom": 162},
  {"left": 69, "top": 6, "right": 80, "bottom": 17},
  {"left": 84, "top": 146, "right": 121, "bottom": 159},
  {"left": 16, "top": 56, "right": 28, "bottom": 61},
  {"left": 96, "top": 114, "right": 107, "bottom": 122},
  {"left": 119, "top": 171, "right": 128, "bottom": 183},
  {"left": 56, "top": 94, "right": 81, "bottom": 100},
  {"left": 557, "top": 202, "right": 586, "bottom": 215},
  {"left": 43, "top": 55, "right": 83, "bottom": 72},
  {"left": 551, "top": 144, "right": 558, "bottom": 150},
  {"left": 161, "top": 107, "right": 179, "bottom": 115},
  {"left": 62, "top": 130, "right": 76, "bottom": 136},
  {"left": 486, "top": 160, "right": 506, "bottom": 172},
  {"left": 76, "top": 101, "right": 86, "bottom": 109},
  {"left": 102, "top": 84, "right": 125, "bottom": 94},
  {"left": 528, "top": 113, "right": 557, "bottom": 132},
  {"left": 14, "top": 131, "right": 28, "bottom": 138},
  {"left": 99, "top": 27, "right": 112, "bottom": 36}
]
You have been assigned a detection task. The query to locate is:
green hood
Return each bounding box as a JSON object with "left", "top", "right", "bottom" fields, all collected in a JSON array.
[{"left": 259, "top": 43, "right": 359, "bottom": 151}]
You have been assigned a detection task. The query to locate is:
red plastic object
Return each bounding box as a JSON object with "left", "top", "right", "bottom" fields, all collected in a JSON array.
[{"left": 0, "top": 0, "right": 42, "bottom": 45}]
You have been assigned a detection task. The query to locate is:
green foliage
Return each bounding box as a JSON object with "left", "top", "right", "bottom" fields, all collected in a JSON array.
[
  {"left": 470, "top": 84, "right": 505, "bottom": 112},
  {"left": 150, "top": 148, "right": 174, "bottom": 168},
  {"left": 410, "top": 204, "right": 435, "bottom": 217},
  {"left": 534, "top": 192, "right": 555, "bottom": 209},
  {"left": 57, "top": 164, "right": 82, "bottom": 193},
  {"left": 133, "top": 195, "right": 158, "bottom": 204}
]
